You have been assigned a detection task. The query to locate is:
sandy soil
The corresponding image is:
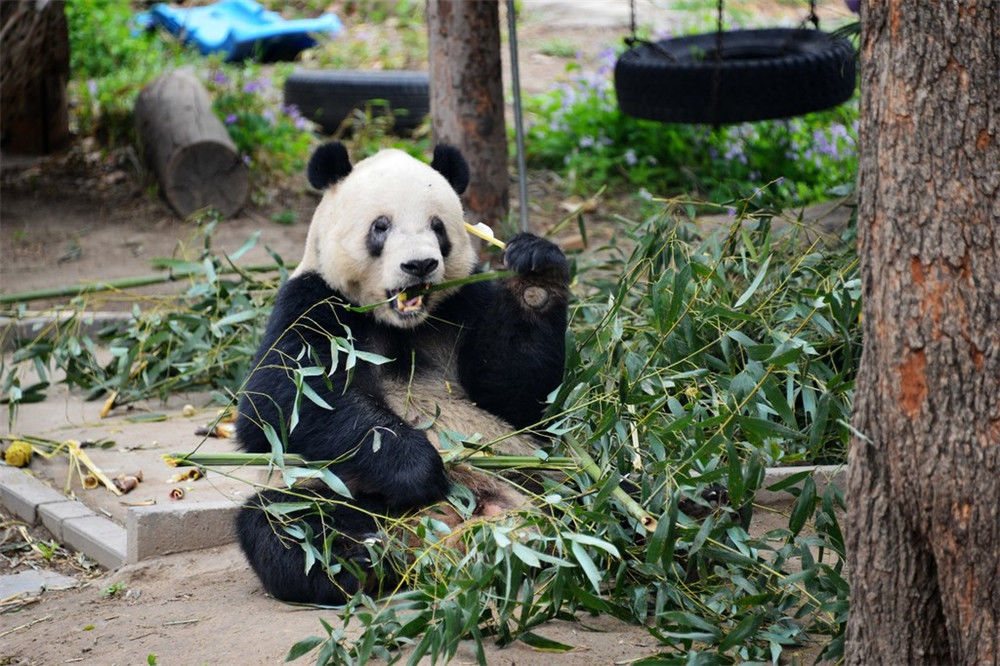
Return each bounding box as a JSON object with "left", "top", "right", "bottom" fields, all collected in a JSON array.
[{"left": 2, "top": 543, "right": 669, "bottom": 665}]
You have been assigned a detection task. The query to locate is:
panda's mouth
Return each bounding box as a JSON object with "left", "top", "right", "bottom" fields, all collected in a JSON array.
[{"left": 387, "top": 283, "right": 431, "bottom": 317}]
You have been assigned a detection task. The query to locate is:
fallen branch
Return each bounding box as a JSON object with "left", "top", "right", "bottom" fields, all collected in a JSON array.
[
  {"left": 0, "top": 262, "right": 289, "bottom": 305},
  {"left": 165, "top": 451, "right": 577, "bottom": 472}
]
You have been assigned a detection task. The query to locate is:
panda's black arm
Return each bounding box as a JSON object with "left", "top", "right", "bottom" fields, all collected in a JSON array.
[
  {"left": 235, "top": 273, "right": 450, "bottom": 510},
  {"left": 456, "top": 234, "right": 570, "bottom": 429}
]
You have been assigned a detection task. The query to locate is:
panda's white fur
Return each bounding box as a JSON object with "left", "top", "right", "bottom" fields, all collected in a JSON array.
[{"left": 295, "top": 149, "right": 477, "bottom": 328}]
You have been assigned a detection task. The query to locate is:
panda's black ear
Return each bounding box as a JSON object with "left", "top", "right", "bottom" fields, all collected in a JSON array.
[
  {"left": 430, "top": 144, "right": 470, "bottom": 195},
  {"left": 308, "top": 142, "right": 353, "bottom": 190}
]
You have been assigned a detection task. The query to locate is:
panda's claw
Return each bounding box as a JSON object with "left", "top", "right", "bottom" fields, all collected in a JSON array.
[{"left": 504, "top": 233, "right": 569, "bottom": 280}]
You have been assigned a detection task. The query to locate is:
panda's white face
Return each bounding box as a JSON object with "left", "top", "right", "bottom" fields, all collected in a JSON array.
[{"left": 296, "top": 149, "right": 476, "bottom": 328}]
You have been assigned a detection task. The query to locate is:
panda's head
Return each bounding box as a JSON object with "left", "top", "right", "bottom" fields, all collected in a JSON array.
[{"left": 295, "top": 142, "right": 476, "bottom": 328}]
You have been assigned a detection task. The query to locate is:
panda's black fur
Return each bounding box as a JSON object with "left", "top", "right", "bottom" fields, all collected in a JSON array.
[{"left": 234, "top": 143, "right": 569, "bottom": 605}]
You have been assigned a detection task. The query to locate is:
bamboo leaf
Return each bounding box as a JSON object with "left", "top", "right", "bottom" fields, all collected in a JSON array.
[
  {"left": 734, "top": 253, "right": 772, "bottom": 308},
  {"left": 285, "top": 636, "right": 324, "bottom": 661},
  {"left": 511, "top": 542, "right": 541, "bottom": 568},
  {"left": 570, "top": 541, "right": 603, "bottom": 593},
  {"left": 518, "top": 632, "right": 575, "bottom": 652},
  {"left": 789, "top": 475, "right": 817, "bottom": 535}
]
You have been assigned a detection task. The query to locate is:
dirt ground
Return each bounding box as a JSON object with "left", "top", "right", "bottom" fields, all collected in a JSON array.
[{"left": 1, "top": 2, "right": 846, "bottom": 663}]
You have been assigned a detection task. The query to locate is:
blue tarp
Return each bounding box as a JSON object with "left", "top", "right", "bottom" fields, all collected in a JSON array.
[{"left": 137, "top": 0, "right": 342, "bottom": 62}]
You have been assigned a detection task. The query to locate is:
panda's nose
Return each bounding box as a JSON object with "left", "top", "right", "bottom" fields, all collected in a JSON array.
[{"left": 400, "top": 258, "right": 439, "bottom": 278}]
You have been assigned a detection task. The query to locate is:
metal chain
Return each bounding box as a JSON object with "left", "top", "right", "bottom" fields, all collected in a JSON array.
[{"left": 709, "top": 0, "right": 724, "bottom": 126}]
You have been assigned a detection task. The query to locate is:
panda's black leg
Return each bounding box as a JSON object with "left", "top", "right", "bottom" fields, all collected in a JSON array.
[{"left": 236, "top": 489, "right": 393, "bottom": 605}]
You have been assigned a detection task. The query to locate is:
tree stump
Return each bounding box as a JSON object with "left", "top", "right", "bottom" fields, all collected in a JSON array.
[
  {"left": 134, "top": 70, "right": 249, "bottom": 218},
  {"left": 0, "top": 0, "right": 70, "bottom": 154}
]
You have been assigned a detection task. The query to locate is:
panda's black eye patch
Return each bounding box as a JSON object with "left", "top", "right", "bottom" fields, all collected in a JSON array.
[
  {"left": 430, "top": 216, "right": 451, "bottom": 258},
  {"left": 367, "top": 215, "right": 391, "bottom": 257}
]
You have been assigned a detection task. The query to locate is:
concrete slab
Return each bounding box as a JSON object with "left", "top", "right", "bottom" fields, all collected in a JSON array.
[
  {"left": 0, "top": 465, "right": 68, "bottom": 524},
  {"left": 2, "top": 380, "right": 258, "bottom": 569},
  {"left": 0, "top": 569, "right": 80, "bottom": 598},
  {"left": 39, "top": 500, "right": 97, "bottom": 541},
  {"left": 62, "top": 514, "right": 127, "bottom": 569},
  {"left": 126, "top": 500, "right": 241, "bottom": 563}
]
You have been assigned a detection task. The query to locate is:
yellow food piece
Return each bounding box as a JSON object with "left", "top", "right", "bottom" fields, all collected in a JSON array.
[{"left": 4, "top": 440, "right": 33, "bottom": 467}]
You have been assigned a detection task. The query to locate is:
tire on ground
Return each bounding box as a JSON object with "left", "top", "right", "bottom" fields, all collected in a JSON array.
[{"left": 283, "top": 69, "right": 430, "bottom": 134}]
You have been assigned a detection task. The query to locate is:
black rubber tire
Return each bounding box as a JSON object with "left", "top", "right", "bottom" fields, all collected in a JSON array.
[
  {"left": 614, "top": 28, "right": 856, "bottom": 124},
  {"left": 283, "top": 69, "right": 430, "bottom": 134}
]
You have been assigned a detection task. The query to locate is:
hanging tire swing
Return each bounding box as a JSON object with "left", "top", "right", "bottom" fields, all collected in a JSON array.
[{"left": 614, "top": 1, "right": 856, "bottom": 125}]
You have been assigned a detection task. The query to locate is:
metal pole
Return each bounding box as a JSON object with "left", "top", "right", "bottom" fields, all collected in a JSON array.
[{"left": 506, "top": 0, "right": 530, "bottom": 233}]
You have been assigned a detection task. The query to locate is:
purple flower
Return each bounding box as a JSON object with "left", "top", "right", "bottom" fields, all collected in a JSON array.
[
  {"left": 225, "top": 113, "right": 237, "bottom": 124},
  {"left": 242, "top": 154, "right": 251, "bottom": 165},
  {"left": 624, "top": 149, "right": 638, "bottom": 166},
  {"left": 243, "top": 77, "right": 270, "bottom": 94},
  {"left": 87, "top": 79, "right": 98, "bottom": 97},
  {"left": 211, "top": 70, "right": 229, "bottom": 85}
]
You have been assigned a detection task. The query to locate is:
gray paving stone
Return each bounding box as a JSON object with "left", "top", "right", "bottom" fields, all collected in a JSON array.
[
  {"left": 126, "top": 500, "right": 240, "bottom": 563},
  {"left": 39, "top": 500, "right": 97, "bottom": 541},
  {"left": 62, "top": 515, "right": 127, "bottom": 569},
  {"left": 0, "top": 569, "right": 80, "bottom": 598},
  {"left": 0, "top": 465, "right": 68, "bottom": 524},
  {"left": 757, "top": 464, "right": 845, "bottom": 506}
]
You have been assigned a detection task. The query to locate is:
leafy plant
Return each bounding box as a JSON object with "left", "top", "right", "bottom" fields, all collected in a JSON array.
[
  {"left": 205, "top": 65, "right": 315, "bottom": 180},
  {"left": 66, "top": 0, "right": 189, "bottom": 145},
  {"left": 523, "top": 50, "right": 859, "bottom": 208},
  {"left": 1, "top": 220, "right": 285, "bottom": 424}
]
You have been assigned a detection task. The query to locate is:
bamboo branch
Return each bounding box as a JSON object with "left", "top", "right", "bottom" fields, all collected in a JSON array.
[
  {"left": 0, "top": 262, "right": 290, "bottom": 305},
  {"left": 563, "top": 435, "right": 657, "bottom": 532},
  {"left": 165, "top": 451, "right": 576, "bottom": 471}
]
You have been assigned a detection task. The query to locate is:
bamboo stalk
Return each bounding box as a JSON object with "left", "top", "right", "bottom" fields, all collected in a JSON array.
[
  {"left": 66, "top": 439, "right": 122, "bottom": 496},
  {"left": 166, "top": 451, "right": 576, "bottom": 471},
  {"left": 563, "top": 436, "right": 657, "bottom": 533},
  {"left": 0, "top": 262, "right": 289, "bottom": 305}
]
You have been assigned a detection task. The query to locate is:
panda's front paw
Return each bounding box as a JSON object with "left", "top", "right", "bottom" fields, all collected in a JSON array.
[
  {"left": 381, "top": 436, "right": 451, "bottom": 511},
  {"left": 503, "top": 233, "right": 569, "bottom": 282}
]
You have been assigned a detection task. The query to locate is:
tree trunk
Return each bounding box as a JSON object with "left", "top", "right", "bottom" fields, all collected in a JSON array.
[
  {"left": 846, "top": 2, "right": 1000, "bottom": 664},
  {"left": 426, "top": 0, "right": 509, "bottom": 229},
  {"left": 134, "top": 70, "right": 249, "bottom": 219},
  {"left": 0, "top": 0, "right": 70, "bottom": 154}
]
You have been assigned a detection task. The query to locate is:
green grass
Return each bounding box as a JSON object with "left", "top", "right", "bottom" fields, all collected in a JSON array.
[{"left": 536, "top": 38, "right": 580, "bottom": 58}]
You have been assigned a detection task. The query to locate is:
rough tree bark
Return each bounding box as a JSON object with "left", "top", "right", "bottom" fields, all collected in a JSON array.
[
  {"left": 846, "top": 2, "right": 999, "bottom": 664},
  {"left": 426, "top": 0, "right": 509, "bottom": 229},
  {"left": 0, "top": 0, "right": 70, "bottom": 154}
]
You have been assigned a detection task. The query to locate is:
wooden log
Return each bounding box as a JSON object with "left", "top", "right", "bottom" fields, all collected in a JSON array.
[{"left": 134, "top": 70, "right": 248, "bottom": 218}]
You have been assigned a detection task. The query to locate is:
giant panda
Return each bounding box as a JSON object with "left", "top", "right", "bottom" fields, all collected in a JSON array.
[{"left": 234, "top": 142, "right": 570, "bottom": 605}]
